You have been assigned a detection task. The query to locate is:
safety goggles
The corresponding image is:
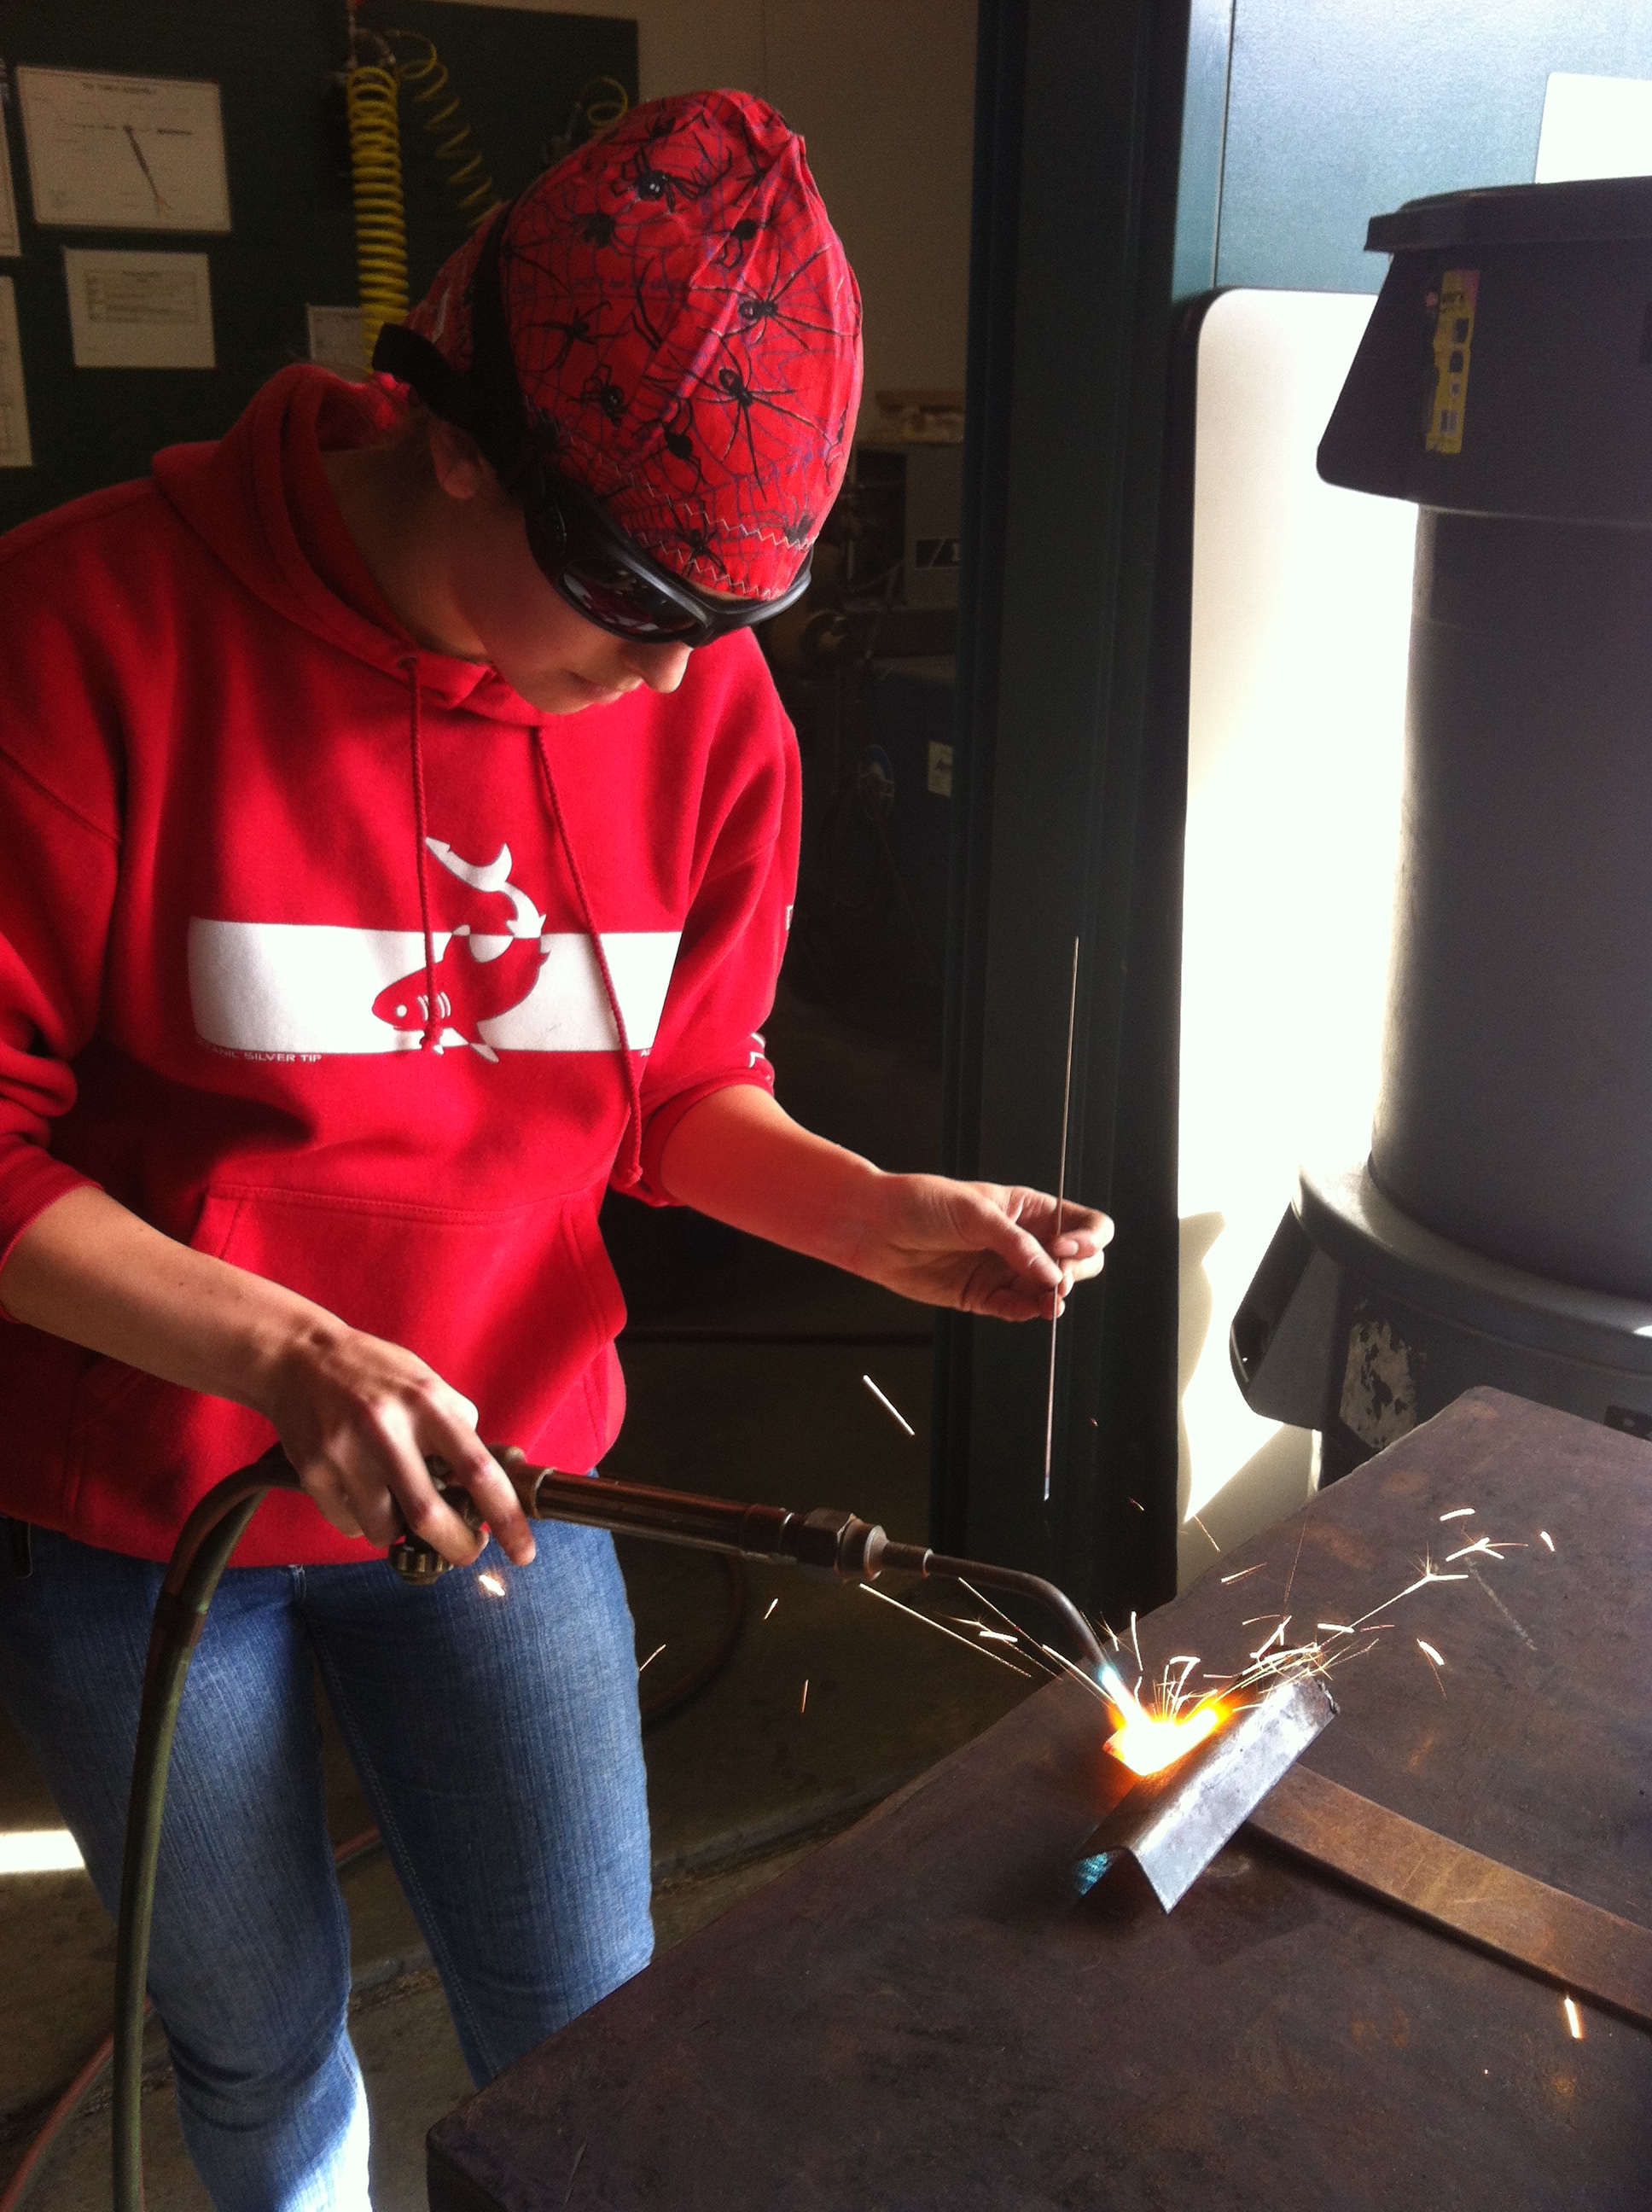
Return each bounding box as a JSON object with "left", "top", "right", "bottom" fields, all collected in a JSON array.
[
  {"left": 520, "top": 463, "right": 811, "bottom": 645},
  {"left": 373, "top": 200, "right": 811, "bottom": 649}
]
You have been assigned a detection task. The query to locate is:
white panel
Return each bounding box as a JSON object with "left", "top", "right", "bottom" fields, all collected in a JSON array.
[
  {"left": 1178, "top": 290, "right": 1416, "bottom": 1587},
  {"left": 1537, "top": 73, "right": 1652, "bottom": 183}
]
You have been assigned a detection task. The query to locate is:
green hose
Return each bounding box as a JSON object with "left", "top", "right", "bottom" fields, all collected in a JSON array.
[{"left": 113, "top": 1448, "right": 300, "bottom": 2212}]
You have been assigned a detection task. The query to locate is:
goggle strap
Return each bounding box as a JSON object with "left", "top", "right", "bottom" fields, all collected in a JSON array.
[{"left": 371, "top": 197, "right": 544, "bottom": 497}]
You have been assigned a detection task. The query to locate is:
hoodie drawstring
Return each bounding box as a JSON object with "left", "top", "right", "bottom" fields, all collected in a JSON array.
[
  {"left": 401, "top": 657, "right": 444, "bottom": 1052},
  {"left": 533, "top": 728, "right": 645, "bottom": 1187}
]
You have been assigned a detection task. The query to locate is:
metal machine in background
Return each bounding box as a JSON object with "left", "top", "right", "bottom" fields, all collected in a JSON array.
[{"left": 1234, "top": 176, "right": 1652, "bottom": 1478}]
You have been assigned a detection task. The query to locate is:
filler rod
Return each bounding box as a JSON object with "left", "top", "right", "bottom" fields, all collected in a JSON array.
[{"left": 1044, "top": 937, "right": 1080, "bottom": 1502}]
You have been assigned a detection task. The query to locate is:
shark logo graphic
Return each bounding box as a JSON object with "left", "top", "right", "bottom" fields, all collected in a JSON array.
[
  {"left": 188, "top": 839, "right": 680, "bottom": 1062},
  {"left": 371, "top": 841, "right": 548, "bottom": 1062}
]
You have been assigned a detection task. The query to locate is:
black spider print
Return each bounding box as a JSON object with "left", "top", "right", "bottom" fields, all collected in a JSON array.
[
  {"left": 707, "top": 358, "right": 817, "bottom": 475},
  {"left": 713, "top": 214, "right": 763, "bottom": 269},
  {"left": 583, "top": 364, "right": 626, "bottom": 423},
  {"left": 659, "top": 403, "right": 702, "bottom": 486},
  {"left": 541, "top": 306, "right": 596, "bottom": 367},
  {"left": 580, "top": 209, "right": 618, "bottom": 248},
  {"left": 624, "top": 138, "right": 733, "bottom": 214},
  {"left": 661, "top": 504, "right": 735, "bottom": 587},
  {"left": 702, "top": 245, "right": 835, "bottom": 347}
]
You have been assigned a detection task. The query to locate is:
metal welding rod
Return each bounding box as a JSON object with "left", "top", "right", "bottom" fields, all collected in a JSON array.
[{"left": 393, "top": 1449, "right": 1107, "bottom": 1674}]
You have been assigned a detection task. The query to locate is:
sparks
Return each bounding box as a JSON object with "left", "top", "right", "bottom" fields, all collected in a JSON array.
[
  {"left": 1445, "top": 1534, "right": 1523, "bottom": 1564},
  {"left": 1416, "top": 1639, "right": 1445, "bottom": 1666},
  {"left": 858, "top": 1581, "right": 1033, "bottom": 1676},
  {"left": 800, "top": 1679, "right": 809, "bottom": 1714},
  {"left": 1563, "top": 1996, "right": 1584, "bottom": 2040},
  {"left": 1539, "top": 1530, "right": 1555, "bottom": 1552},
  {"left": 477, "top": 1571, "right": 506, "bottom": 1597},
  {"left": 1317, "top": 1623, "right": 1352, "bottom": 1635},
  {"left": 762, "top": 1598, "right": 779, "bottom": 1621},
  {"left": 1188, "top": 1511, "right": 1222, "bottom": 1554},
  {"left": 861, "top": 1374, "right": 915, "bottom": 1436},
  {"left": 1220, "top": 1563, "right": 1265, "bottom": 1584},
  {"left": 638, "top": 1642, "right": 666, "bottom": 1674},
  {"left": 1439, "top": 1507, "right": 1475, "bottom": 1522}
]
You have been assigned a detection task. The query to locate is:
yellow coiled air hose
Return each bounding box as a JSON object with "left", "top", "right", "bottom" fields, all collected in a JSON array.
[
  {"left": 393, "top": 32, "right": 502, "bottom": 233},
  {"left": 345, "top": 61, "right": 409, "bottom": 370}
]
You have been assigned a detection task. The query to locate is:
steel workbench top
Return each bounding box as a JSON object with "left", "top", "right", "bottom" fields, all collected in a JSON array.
[{"left": 428, "top": 1388, "right": 1650, "bottom": 2209}]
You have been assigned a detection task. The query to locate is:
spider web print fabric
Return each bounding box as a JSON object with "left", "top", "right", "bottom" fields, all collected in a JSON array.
[{"left": 402, "top": 90, "right": 864, "bottom": 599}]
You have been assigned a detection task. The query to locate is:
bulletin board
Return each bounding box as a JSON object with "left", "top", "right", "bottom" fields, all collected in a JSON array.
[{"left": 0, "top": 1, "right": 637, "bottom": 533}]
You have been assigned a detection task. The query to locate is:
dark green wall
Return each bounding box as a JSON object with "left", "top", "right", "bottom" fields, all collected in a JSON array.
[{"left": 0, "top": 2, "right": 636, "bottom": 533}]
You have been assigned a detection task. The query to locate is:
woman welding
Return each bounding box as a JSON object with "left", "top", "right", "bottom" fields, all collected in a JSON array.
[{"left": 0, "top": 90, "right": 1108, "bottom": 2210}]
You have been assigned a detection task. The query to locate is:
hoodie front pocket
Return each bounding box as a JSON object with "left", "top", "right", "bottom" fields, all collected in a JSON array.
[{"left": 206, "top": 1184, "right": 622, "bottom": 1453}]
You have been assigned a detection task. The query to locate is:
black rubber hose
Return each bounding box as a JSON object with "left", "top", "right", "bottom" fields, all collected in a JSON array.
[
  {"left": 638, "top": 1552, "right": 747, "bottom": 1729},
  {"left": 113, "top": 1448, "right": 299, "bottom": 2212}
]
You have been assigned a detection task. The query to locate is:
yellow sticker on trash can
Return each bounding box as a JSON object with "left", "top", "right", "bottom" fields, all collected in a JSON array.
[{"left": 1426, "top": 269, "right": 1479, "bottom": 455}]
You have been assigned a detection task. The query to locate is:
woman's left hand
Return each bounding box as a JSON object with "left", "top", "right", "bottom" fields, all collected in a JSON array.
[{"left": 846, "top": 1175, "right": 1113, "bottom": 1321}]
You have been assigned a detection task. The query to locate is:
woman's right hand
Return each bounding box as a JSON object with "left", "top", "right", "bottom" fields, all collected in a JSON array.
[
  {"left": 1, "top": 1187, "right": 534, "bottom": 1570},
  {"left": 259, "top": 1318, "right": 537, "bottom": 1568}
]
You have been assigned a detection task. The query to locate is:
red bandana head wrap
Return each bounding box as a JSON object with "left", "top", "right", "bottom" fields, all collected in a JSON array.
[{"left": 391, "top": 89, "right": 863, "bottom": 601}]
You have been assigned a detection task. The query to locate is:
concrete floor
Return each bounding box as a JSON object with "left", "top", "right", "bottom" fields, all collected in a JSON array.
[{"left": 0, "top": 981, "right": 1040, "bottom": 2209}]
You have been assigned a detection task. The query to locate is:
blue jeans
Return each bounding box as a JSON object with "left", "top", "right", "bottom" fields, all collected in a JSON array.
[{"left": 0, "top": 1519, "right": 653, "bottom": 2212}]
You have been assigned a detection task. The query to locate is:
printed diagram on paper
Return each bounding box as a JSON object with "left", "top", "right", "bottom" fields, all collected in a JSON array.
[
  {"left": 18, "top": 67, "right": 230, "bottom": 233},
  {"left": 0, "top": 102, "right": 21, "bottom": 258},
  {"left": 63, "top": 250, "right": 215, "bottom": 370},
  {"left": 0, "top": 279, "right": 32, "bottom": 466}
]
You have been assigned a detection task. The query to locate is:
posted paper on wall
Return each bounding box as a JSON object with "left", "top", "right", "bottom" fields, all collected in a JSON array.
[
  {"left": 18, "top": 67, "right": 231, "bottom": 233},
  {"left": 0, "top": 278, "right": 32, "bottom": 466},
  {"left": 63, "top": 249, "right": 215, "bottom": 370},
  {"left": 0, "top": 102, "right": 20, "bottom": 258},
  {"left": 306, "top": 304, "right": 367, "bottom": 380}
]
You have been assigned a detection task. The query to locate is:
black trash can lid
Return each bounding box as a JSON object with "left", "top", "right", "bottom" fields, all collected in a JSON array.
[{"left": 1368, "top": 175, "right": 1652, "bottom": 253}]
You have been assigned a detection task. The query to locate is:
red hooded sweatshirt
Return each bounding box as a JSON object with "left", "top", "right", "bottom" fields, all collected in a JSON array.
[{"left": 0, "top": 367, "right": 798, "bottom": 1565}]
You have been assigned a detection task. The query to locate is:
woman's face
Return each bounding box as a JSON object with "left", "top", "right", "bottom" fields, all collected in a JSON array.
[{"left": 423, "top": 422, "right": 694, "bottom": 714}]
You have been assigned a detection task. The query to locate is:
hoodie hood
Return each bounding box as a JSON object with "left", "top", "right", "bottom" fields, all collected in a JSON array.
[{"left": 152, "top": 364, "right": 544, "bottom": 724}]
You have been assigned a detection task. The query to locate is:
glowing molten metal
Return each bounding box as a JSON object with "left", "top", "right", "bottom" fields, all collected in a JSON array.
[{"left": 1098, "top": 1662, "right": 1223, "bottom": 1778}]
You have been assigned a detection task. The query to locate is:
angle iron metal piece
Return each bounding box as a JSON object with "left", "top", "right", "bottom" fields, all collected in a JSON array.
[{"left": 1076, "top": 1677, "right": 1336, "bottom": 1911}]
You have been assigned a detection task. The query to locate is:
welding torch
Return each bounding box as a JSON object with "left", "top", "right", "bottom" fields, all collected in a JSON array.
[
  {"left": 387, "top": 1444, "right": 1108, "bottom": 1671},
  {"left": 113, "top": 1444, "right": 1102, "bottom": 2212}
]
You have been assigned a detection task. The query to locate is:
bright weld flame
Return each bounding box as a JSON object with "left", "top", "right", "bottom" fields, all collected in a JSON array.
[
  {"left": 1563, "top": 1996, "right": 1584, "bottom": 2040},
  {"left": 1098, "top": 1661, "right": 1222, "bottom": 1778},
  {"left": 477, "top": 1571, "right": 506, "bottom": 1597}
]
